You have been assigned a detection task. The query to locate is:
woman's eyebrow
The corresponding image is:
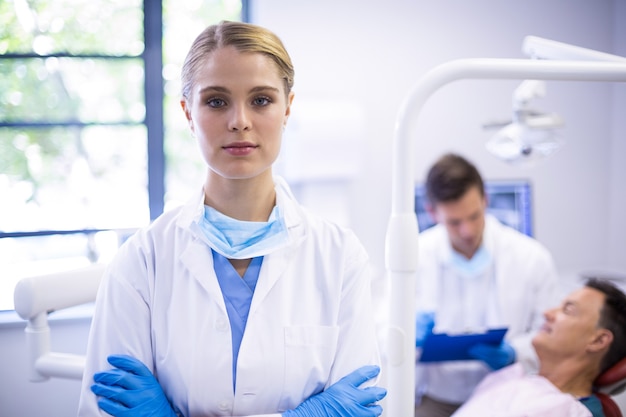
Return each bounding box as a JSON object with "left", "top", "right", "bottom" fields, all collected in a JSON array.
[
  {"left": 198, "top": 85, "right": 230, "bottom": 95},
  {"left": 198, "top": 85, "right": 280, "bottom": 95},
  {"left": 249, "top": 85, "right": 280, "bottom": 94}
]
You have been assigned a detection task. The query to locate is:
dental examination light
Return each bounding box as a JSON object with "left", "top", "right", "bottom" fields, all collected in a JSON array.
[
  {"left": 386, "top": 36, "right": 626, "bottom": 417},
  {"left": 484, "top": 36, "right": 626, "bottom": 164},
  {"left": 483, "top": 79, "right": 565, "bottom": 164},
  {"left": 13, "top": 263, "right": 105, "bottom": 381}
]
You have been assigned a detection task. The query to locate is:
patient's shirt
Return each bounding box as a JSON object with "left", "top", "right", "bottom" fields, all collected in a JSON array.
[
  {"left": 452, "top": 363, "right": 592, "bottom": 417},
  {"left": 580, "top": 395, "right": 605, "bottom": 417}
]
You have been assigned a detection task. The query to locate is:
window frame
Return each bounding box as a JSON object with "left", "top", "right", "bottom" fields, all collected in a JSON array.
[
  {"left": 0, "top": 0, "right": 248, "bottom": 312},
  {"left": 0, "top": 0, "right": 250, "bottom": 239}
]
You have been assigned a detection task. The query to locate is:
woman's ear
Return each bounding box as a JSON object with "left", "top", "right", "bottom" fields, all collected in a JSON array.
[
  {"left": 283, "top": 91, "right": 295, "bottom": 127},
  {"left": 180, "top": 99, "right": 194, "bottom": 132}
]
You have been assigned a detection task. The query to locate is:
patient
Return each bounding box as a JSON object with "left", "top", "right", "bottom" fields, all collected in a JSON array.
[{"left": 452, "top": 278, "right": 626, "bottom": 417}]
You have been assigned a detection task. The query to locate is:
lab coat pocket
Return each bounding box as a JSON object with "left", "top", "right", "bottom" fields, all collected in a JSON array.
[{"left": 278, "top": 325, "right": 339, "bottom": 411}]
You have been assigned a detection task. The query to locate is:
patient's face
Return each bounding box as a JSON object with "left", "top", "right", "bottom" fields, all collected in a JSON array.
[{"left": 532, "top": 286, "right": 605, "bottom": 360}]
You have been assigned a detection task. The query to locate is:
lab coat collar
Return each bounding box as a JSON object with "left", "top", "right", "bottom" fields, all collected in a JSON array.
[
  {"left": 177, "top": 234, "right": 299, "bottom": 319},
  {"left": 176, "top": 175, "right": 305, "bottom": 243},
  {"left": 176, "top": 176, "right": 306, "bottom": 315}
]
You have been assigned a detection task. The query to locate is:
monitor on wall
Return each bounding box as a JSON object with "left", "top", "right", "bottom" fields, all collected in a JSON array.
[{"left": 414, "top": 180, "right": 534, "bottom": 237}]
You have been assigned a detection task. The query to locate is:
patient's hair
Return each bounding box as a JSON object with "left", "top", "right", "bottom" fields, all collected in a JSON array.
[
  {"left": 585, "top": 277, "right": 626, "bottom": 373},
  {"left": 426, "top": 153, "right": 485, "bottom": 205}
]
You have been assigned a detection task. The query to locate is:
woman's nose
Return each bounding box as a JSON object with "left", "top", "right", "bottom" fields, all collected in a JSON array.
[{"left": 228, "top": 104, "right": 251, "bottom": 131}]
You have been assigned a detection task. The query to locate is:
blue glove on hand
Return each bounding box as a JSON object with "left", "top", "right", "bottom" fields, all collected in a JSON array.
[
  {"left": 468, "top": 341, "right": 516, "bottom": 370},
  {"left": 283, "top": 365, "right": 387, "bottom": 417},
  {"left": 415, "top": 311, "right": 435, "bottom": 348},
  {"left": 91, "top": 354, "right": 178, "bottom": 417}
]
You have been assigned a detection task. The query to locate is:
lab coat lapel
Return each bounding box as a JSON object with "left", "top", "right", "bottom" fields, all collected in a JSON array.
[
  {"left": 247, "top": 180, "right": 305, "bottom": 318},
  {"left": 179, "top": 237, "right": 228, "bottom": 313},
  {"left": 247, "top": 242, "right": 295, "bottom": 318}
]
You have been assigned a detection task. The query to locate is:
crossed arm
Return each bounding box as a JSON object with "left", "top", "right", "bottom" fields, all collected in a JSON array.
[{"left": 91, "top": 354, "right": 387, "bottom": 417}]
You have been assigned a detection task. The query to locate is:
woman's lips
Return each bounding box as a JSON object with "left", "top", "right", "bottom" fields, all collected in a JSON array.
[{"left": 223, "top": 142, "right": 257, "bottom": 156}]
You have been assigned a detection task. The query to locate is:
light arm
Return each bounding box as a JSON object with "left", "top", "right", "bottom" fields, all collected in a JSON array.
[{"left": 523, "top": 35, "right": 626, "bottom": 63}]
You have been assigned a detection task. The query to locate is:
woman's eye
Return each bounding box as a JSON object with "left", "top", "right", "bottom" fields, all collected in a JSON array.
[
  {"left": 207, "top": 98, "right": 226, "bottom": 108},
  {"left": 253, "top": 96, "right": 271, "bottom": 106}
]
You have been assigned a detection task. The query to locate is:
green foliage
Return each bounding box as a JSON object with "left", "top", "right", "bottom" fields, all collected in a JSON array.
[
  {"left": 0, "top": 0, "right": 143, "bottom": 55},
  {"left": 0, "top": 0, "right": 242, "bottom": 229}
]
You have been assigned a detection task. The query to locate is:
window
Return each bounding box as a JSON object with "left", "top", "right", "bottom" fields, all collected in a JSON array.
[{"left": 0, "top": 0, "right": 246, "bottom": 311}]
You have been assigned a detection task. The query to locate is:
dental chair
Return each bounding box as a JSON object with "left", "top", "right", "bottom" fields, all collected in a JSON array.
[
  {"left": 13, "top": 263, "right": 106, "bottom": 381},
  {"left": 594, "top": 357, "right": 626, "bottom": 417}
]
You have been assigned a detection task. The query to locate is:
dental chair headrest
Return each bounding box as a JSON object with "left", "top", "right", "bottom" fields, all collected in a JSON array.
[{"left": 595, "top": 357, "right": 626, "bottom": 396}]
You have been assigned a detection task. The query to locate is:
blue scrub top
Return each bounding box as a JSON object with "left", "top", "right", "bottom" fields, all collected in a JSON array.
[{"left": 212, "top": 250, "right": 263, "bottom": 392}]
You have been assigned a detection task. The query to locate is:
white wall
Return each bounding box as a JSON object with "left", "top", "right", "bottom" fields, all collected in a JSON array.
[
  {"left": 608, "top": 0, "right": 626, "bottom": 272},
  {"left": 256, "top": 0, "right": 625, "bottom": 282},
  {"left": 1, "top": 1, "right": 624, "bottom": 415}
]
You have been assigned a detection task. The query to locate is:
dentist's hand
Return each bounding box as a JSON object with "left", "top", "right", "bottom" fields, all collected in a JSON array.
[
  {"left": 415, "top": 311, "right": 435, "bottom": 348},
  {"left": 468, "top": 341, "right": 516, "bottom": 370},
  {"left": 91, "top": 354, "right": 178, "bottom": 417},
  {"left": 283, "top": 365, "right": 387, "bottom": 417}
]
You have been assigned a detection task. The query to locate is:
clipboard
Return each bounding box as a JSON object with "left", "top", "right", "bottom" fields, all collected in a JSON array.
[{"left": 419, "top": 328, "right": 508, "bottom": 362}]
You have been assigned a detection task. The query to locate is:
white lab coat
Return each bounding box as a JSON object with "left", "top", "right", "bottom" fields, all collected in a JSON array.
[
  {"left": 415, "top": 215, "right": 560, "bottom": 404},
  {"left": 451, "top": 363, "right": 592, "bottom": 417},
  {"left": 78, "top": 178, "right": 381, "bottom": 417}
]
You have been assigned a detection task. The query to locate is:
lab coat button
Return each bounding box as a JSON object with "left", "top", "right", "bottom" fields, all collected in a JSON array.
[
  {"left": 215, "top": 319, "right": 228, "bottom": 331},
  {"left": 218, "top": 400, "right": 231, "bottom": 410}
]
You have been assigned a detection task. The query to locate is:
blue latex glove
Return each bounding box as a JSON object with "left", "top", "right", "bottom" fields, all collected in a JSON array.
[
  {"left": 91, "top": 354, "right": 178, "bottom": 417},
  {"left": 415, "top": 311, "right": 435, "bottom": 348},
  {"left": 468, "top": 341, "right": 516, "bottom": 370},
  {"left": 283, "top": 365, "right": 387, "bottom": 417}
]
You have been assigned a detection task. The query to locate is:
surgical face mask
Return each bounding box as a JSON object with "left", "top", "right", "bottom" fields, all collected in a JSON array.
[
  {"left": 450, "top": 245, "right": 493, "bottom": 278},
  {"left": 197, "top": 204, "right": 290, "bottom": 259}
]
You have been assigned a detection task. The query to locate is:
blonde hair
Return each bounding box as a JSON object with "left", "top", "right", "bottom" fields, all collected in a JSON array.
[{"left": 181, "top": 21, "right": 295, "bottom": 101}]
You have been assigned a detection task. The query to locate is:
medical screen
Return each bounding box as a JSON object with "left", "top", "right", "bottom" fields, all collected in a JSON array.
[{"left": 414, "top": 180, "right": 533, "bottom": 237}]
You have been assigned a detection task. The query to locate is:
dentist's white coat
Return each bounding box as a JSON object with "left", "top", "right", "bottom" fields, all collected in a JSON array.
[
  {"left": 415, "top": 215, "right": 560, "bottom": 404},
  {"left": 78, "top": 179, "right": 381, "bottom": 417}
]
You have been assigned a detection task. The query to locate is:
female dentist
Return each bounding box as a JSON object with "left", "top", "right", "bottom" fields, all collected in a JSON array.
[{"left": 77, "top": 21, "right": 386, "bottom": 417}]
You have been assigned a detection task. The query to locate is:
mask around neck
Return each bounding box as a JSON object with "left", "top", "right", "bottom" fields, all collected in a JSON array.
[
  {"left": 449, "top": 245, "right": 493, "bottom": 278},
  {"left": 196, "top": 205, "right": 291, "bottom": 259}
]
